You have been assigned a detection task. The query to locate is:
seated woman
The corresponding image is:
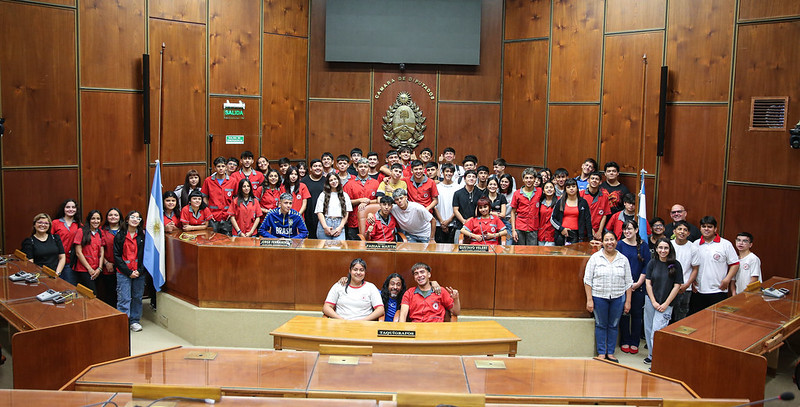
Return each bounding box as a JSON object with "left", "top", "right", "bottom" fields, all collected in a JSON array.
[
  {"left": 323, "top": 258, "right": 384, "bottom": 320},
  {"left": 461, "top": 197, "right": 507, "bottom": 245},
  {"left": 21, "top": 213, "right": 66, "bottom": 276}
]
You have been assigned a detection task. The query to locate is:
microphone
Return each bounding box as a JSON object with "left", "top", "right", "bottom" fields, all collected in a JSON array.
[{"left": 732, "top": 392, "right": 794, "bottom": 407}]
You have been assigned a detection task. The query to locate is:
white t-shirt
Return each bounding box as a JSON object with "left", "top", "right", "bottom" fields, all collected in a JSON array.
[
  {"left": 694, "top": 236, "right": 739, "bottom": 294},
  {"left": 391, "top": 201, "right": 433, "bottom": 237},
  {"left": 735, "top": 252, "right": 762, "bottom": 295},
  {"left": 314, "top": 192, "right": 352, "bottom": 218},
  {"left": 435, "top": 182, "right": 459, "bottom": 226},
  {"left": 324, "top": 281, "right": 383, "bottom": 320},
  {"left": 671, "top": 239, "right": 699, "bottom": 288}
]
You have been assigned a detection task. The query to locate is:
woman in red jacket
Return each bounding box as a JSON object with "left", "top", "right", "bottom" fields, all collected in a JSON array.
[
  {"left": 114, "top": 210, "right": 147, "bottom": 332},
  {"left": 98, "top": 208, "right": 121, "bottom": 307},
  {"left": 51, "top": 199, "right": 82, "bottom": 285},
  {"left": 72, "top": 210, "right": 104, "bottom": 293}
]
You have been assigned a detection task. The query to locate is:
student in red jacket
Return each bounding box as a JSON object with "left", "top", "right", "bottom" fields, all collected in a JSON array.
[
  {"left": 98, "top": 208, "right": 122, "bottom": 307},
  {"left": 201, "top": 156, "right": 236, "bottom": 235},
  {"left": 73, "top": 210, "right": 105, "bottom": 293},
  {"left": 229, "top": 179, "right": 262, "bottom": 237},
  {"left": 114, "top": 210, "right": 147, "bottom": 332},
  {"left": 52, "top": 199, "right": 82, "bottom": 285}
]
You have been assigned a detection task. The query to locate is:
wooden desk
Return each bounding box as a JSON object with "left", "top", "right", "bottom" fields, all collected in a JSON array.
[
  {"left": 68, "top": 346, "right": 700, "bottom": 403},
  {"left": 0, "top": 255, "right": 130, "bottom": 390},
  {"left": 653, "top": 277, "right": 800, "bottom": 402},
  {"left": 271, "top": 316, "right": 520, "bottom": 356},
  {"left": 165, "top": 231, "right": 594, "bottom": 316}
]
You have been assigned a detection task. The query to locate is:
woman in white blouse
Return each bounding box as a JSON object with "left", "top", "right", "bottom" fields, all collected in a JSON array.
[
  {"left": 583, "top": 229, "right": 633, "bottom": 363},
  {"left": 315, "top": 173, "right": 352, "bottom": 240}
]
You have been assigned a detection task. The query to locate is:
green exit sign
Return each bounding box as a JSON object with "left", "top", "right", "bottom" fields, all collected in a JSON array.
[
  {"left": 226, "top": 135, "right": 244, "bottom": 145},
  {"left": 223, "top": 100, "right": 245, "bottom": 119}
]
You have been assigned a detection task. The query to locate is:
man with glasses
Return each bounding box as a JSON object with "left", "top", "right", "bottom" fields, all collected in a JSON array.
[{"left": 664, "top": 204, "right": 701, "bottom": 242}]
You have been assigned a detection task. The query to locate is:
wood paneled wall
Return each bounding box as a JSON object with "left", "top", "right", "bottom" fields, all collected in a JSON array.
[{"left": 1, "top": 0, "right": 799, "bottom": 278}]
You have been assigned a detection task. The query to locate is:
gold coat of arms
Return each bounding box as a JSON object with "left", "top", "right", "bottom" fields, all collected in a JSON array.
[{"left": 382, "top": 92, "right": 426, "bottom": 148}]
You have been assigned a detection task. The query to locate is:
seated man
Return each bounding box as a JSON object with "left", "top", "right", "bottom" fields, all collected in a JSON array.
[
  {"left": 380, "top": 273, "right": 406, "bottom": 322},
  {"left": 259, "top": 193, "right": 309, "bottom": 238},
  {"left": 366, "top": 196, "right": 398, "bottom": 242},
  {"left": 398, "top": 262, "right": 460, "bottom": 322}
]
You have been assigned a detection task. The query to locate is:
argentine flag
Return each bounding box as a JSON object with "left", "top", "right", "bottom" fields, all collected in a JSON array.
[
  {"left": 637, "top": 170, "right": 648, "bottom": 241},
  {"left": 144, "top": 161, "right": 166, "bottom": 291}
]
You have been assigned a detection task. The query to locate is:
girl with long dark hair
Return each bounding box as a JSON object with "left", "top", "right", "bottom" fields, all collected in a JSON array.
[
  {"left": 73, "top": 210, "right": 105, "bottom": 293},
  {"left": 314, "top": 173, "right": 352, "bottom": 240},
  {"left": 537, "top": 181, "right": 557, "bottom": 246},
  {"left": 323, "top": 258, "right": 383, "bottom": 320},
  {"left": 550, "top": 179, "right": 591, "bottom": 245},
  {"left": 52, "top": 199, "right": 82, "bottom": 284},
  {"left": 643, "top": 237, "right": 683, "bottom": 365},
  {"left": 260, "top": 168, "right": 283, "bottom": 212},
  {"left": 229, "top": 178, "right": 262, "bottom": 237},
  {"left": 114, "top": 210, "right": 147, "bottom": 332},
  {"left": 175, "top": 169, "right": 202, "bottom": 209},
  {"left": 280, "top": 166, "right": 311, "bottom": 216},
  {"left": 98, "top": 208, "right": 122, "bottom": 307},
  {"left": 617, "top": 219, "right": 651, "bottom": 355}
]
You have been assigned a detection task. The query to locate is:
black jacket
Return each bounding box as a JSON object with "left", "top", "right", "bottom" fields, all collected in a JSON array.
[
  {"left": 113, "top": 229, "right": 146, "bottom": 277},
  {"left": 550, "top": 196, "right": 592, "bottom": 245}
]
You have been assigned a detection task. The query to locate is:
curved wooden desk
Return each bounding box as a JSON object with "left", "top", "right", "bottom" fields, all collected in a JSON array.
[
  {"left": 271, "top": 316, "right": 521, "bottom": 356},
  {"left": 165, "top": 231, "right": 593, "bottom": 316}
]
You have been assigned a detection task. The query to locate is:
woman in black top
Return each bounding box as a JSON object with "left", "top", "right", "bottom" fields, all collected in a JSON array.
[
  {"left": 550, "top": 178, "right": 592, "bottom": 245},
  {"left": 643, "top": 237, "right": 683, "bottom": 365},
  {"left": 21, "top": 213, "right": 66, "bottom": 276}
]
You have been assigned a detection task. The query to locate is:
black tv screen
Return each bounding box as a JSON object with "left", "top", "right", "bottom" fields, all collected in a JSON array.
[{"left": 325, "top": 0, "right": 482, "bottom": 66}]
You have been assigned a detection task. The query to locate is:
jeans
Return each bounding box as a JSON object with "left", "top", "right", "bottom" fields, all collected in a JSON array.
[
  {"left": 619, "top": 288, "right": 645, "bottom": 347},
  {"left": 593, "top": 294, "right": 626, "bottom": 356},
  {"left": 117, "top": 272, "right": 146, "bottom": 324},
  {"left": 317, "top": 217, "right": 345, "bottom": 240},
  {"left": 671, "top": 291, "right": 691, "bottom": 323},
  {"left": 644, "top": 296, "right": 673, "bottom": 360},
  {"left": 60, "top": 264, "right": 77, "bottom": 285},
  {"left": 406, "top": 233, "right": 430, "bottom": 243}
]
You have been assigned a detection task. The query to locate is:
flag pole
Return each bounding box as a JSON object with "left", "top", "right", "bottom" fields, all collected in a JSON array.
[
  {"left": 157, "top": 43, "right": 166, "bottom": 163},
  {"left": 637, "top": 54, "right": 648, "bottom": 216}
]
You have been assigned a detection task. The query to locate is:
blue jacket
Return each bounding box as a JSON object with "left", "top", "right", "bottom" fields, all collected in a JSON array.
[{"left": 259, "top": 209, "right": 308, "bottom": 239}]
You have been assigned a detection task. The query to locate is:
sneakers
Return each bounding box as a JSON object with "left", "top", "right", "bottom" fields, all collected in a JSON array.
[
  {"left": 643, "top": 357, "right": 651, "bottom": 364},
  {"left": 130, "top": 323, "right": 143, "bottom": 332}
]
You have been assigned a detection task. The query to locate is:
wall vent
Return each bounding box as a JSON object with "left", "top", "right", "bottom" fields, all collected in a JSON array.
[{"left": 750, "top": 97, "right": 788, "bottom": 131}]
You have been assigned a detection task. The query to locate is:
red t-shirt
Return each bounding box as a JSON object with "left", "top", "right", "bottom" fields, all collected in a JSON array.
[
  {"left": 580, "top": 189, "right": 611, "bottom": 231},
  {"left": 510, "top": 189, "right": 542, "bottom": 232},
  {"left": 227, "top": 197, "right": 262, "bottom": 234},
  {"left": 343, "top": 177, "right": 380, "bottom": 228},
  {"left": 201, "top": 175, "right": 236, "bottom": 221},
  {"left": 368, "top": 213, "right": 397, "bottom": 242},
  {"left": 101, "top": 229, "right": 118, "bottom": 275},
  {"left": 121, "top": 232, "right": 139, "bottom": 274},
  {"left": 562, "top": 204, "right": 580, "bottom": 231},
  {"left": 405, "top": 176, "right": 439, "bottom": 211},
  {"left": 538, "top": 202, "right": 556, "bottom": 242},
  {"left": 164, "top": 211, "right": 182, "bottom": 230},
  {"left": 180, "top": 206, "right": 214, "bottom": 226},
  {"left": 259, "top": 188, "right": 282, "bottom": 212},
  {"left": 280, "top": 183, "right": 311, "bottom": 215},
  {"left": 52, "top": 218, "right": 80, "bottom": 263},
  {"left": 463, "top": 215, "right": 505, "bottom": 245},
  {"left": 72, "top": 228, "right": 103, "bottom": 272},
  {"left": 401, "top": 287, "right": 454, "bottom": 322}
]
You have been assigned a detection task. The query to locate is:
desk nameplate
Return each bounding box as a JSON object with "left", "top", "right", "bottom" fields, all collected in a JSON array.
[
  {"left": 458, "top": 245, "right": 490, "bottom": 252},
  {"left": 260, "top": 239, "right": 293, "bottom": 247},
  {"left": 365, "top": 242, "right": 396, "bottom": 250},
  {"left": 377, "top": 329, "right": 416, "bottom": 338}
]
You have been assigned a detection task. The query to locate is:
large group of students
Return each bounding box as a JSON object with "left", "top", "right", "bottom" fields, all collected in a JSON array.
[{"left": 18, "top": 147, "right": 763, "bottom": 349}]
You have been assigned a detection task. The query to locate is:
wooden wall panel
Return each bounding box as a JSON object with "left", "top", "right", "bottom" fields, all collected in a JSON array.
[
  {"left": 656, "top": 106, "right": 727, "bottom": 226},
  {"left": 209, "top": 0, "right": 260, "bottom": 95},
  {"left": 500, "top": 40, "right": 548, "bottom": 165},
  {"left": 3, "top": 169, "right": 79, "bottom": 253},
  {"left": 307, "top": 0, "right": 370, "bottom": 100},
  {"left": 605, "top": 0, "right": 666, "bottom": 33},
  {"left": 371, "top": 71, "right": 437, "bottom": 160},
  {"left": 209, "top": 97, "right": 261, "bottom": 162},
  {"left": 504, "top": 0, "right": 550, "bottom": 40},
  {"left": 666, "top": 0, "right": 734, "bottom": 102},
  {"left": 439, "top": 0, "right": 502, "bottom": 102},
  {"left": 724, "top": 185, "right": 800, "bottom": 280},
  {"left": 80, "top": 92, "right": 147, "bottom": 216},
  {"left": 549, "top": 0, "right": 603, "bottom": 102},
  {"left": 264, "top": 0, "right": 309, "bottom": 36},
  {"left": 308, "top": 101, "right": 371, "bottom": 160},
  {"left": 36, "top": 0, "right": 75, "bottom": 6},
  {"left": 0, "top": 2, "right": 77, "bottom": 167},
  {"left": 263, "top": 34, "right": 308, "bottom": 159},
  {"left": 547, "top": 105, "right": 599, "bottom": 174},
  {"left": 149, "top": 19, "right": 207, "bottom": 163},
  {"left": 149, "top": 0, "right": 206, "bottom": 24},
  {"left": 600, "top": 32, "right": 664, "bottom": 175},
  {"left": 728, "top": 21, "right": 800, "bottom": 186},
  {"left": 162, "top": 164, "right": 207, "bottom": 198},
  {"left": 739, "top": 0, "right": 800, "bottom": 21},
  {"left": 80, "top": 0, "right": 145, "bottom": 89},
  {"left": 437, "top": 104, "right": 501, "bottom": 166}
]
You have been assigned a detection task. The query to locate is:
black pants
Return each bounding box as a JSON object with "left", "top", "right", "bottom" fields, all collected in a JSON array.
[
  {"left": 345, "top": 226, "right": 360, "bottom": 241},
  {"left": 210, "top": 219, "right": 233, "bottom": 236},
  {"left": 95, "top": 272, "right": 117, "bottom": 307},
  {"left": 74, "top": 271, "right": 96, "bottom": 293},
  {"left": 435, "top": 225, "right": 456, "bottom": 244},
  {"left": 688, "top": 291, "right": 727, "bottom": 315}
]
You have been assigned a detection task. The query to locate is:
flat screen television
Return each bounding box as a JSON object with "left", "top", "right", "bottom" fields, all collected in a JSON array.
[{"left": 325, "top": 0, "right": 482, "bottom": 66}]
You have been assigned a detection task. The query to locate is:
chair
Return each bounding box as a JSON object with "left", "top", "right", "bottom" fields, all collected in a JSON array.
[{"left": 356, "top": 203, "right": 405, "bottom": 242}]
